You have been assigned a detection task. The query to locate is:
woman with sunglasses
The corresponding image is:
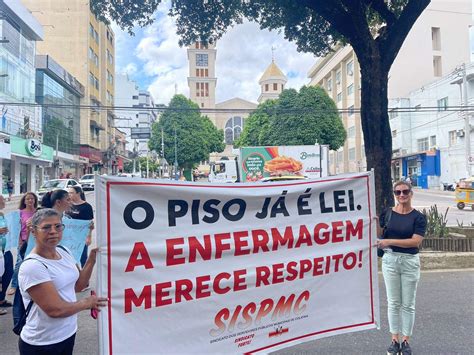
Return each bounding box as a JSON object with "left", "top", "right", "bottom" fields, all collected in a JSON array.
[
  {"left": 17, "top": 208, "right": 106, "bottom": 354},
  {"left": 377, "top": 181, "right": 426, "bottom": 355}
]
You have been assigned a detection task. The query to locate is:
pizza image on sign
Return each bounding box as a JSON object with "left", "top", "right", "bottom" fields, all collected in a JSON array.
[{"left": 264, "top": 155, "right": 303, "bottom": 176}]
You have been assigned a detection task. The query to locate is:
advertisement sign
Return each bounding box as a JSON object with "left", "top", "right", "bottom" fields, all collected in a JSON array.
[
  {"left": 25, "top": 138, "right": 42, "bottom": 157},
  {"left": 240, "top": 146, "right": 328, "bottom": 182},
  {"left": 96, "top": 172, "right": 379, "bottom": 354}
]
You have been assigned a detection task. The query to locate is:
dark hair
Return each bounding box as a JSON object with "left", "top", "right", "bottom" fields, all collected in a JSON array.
[
  {"left": 31, "top": 208, "right": 61, "bottom": 227},
  {"left": 393, "top": 180, "right": 413, "bottom": 191},
  {"left": 69, "top": 185, "right": 86, "bottom": 201},
  {"left": 41, "top": 189, "right": 69, "bottom": 208},
  {"left": 18, "top": 192, "right": 38, "bottom": 210}
]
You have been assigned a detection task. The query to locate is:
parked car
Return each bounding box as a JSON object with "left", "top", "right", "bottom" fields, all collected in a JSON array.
[
  {"left": 79, "top": 174, "right": 95, "bottom": 191},
  {"left": 37, "top": 179, "right": 81, "bottom": 201}
]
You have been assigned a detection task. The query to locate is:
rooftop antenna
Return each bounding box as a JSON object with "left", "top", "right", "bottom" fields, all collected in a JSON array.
[
  {"left": 271, "top": 46, "right": 276, "bottom": 62},
  {"left": 174, "top": 83, "right": 178, "bottom": 95}
]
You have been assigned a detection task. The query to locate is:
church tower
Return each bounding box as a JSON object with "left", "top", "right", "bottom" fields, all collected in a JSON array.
[
  {"left": 258, "top": 59, "right": 287, "bottom": 103},
  {"left": 187, "top": 42, "right": 217, "bottom": 119}
]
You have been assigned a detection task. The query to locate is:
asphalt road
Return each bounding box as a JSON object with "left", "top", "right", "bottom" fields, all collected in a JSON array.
[{"left": 410, "top": 189, "right": 474, "bottom": 226}]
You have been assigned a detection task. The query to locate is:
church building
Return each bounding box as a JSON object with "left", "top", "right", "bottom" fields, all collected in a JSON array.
[{"left": 187, "top": 42, "right": 287, "bottom": 159}]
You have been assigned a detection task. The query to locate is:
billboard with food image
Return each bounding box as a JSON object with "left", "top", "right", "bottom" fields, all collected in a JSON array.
[{"left": 240, "top": 145, "right": 328, "bottom": 181}]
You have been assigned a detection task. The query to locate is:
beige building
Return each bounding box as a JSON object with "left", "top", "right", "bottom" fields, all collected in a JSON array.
[
  {"left": 187, "top": 42, "right": 257, "bottom": 159},
  {"left": 307, "top": 0, "right": 472, "bottom": 175},
  {"left": 22, "top": 0, "right": 115, "bottom": 174},
  {"left": 258, "top": 61, "right": 287, "bottom": 103}
]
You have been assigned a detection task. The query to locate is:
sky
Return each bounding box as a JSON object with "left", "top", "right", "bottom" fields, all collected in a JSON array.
[{"left": 112, "top": 2, "right": 317, "bottom": 106}]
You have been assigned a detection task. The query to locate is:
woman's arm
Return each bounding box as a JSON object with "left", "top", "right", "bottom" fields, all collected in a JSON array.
[
  {"left": 75, "top": 247, "right": 98, "bottom": 292},
  {"left": 377, "top": 234, "right": 423, "bottom": 249},
  {"left": 27, "top": 281, "right": 106, "bottom": 318}
]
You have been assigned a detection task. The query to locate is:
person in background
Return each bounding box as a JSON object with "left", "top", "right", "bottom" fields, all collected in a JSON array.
[
  {"left": 18, "top": 208, "right": 106, "bottom": 354},
  {"left": 7, "top": 192, "right": 38, "bottom": 296},
  {"left": 67, "top": 186, "right": 94, "bottom": 268},
  {"left": 0, "top": 195, "right": 13, "bottom": 313},
  {"left": 377, "top": 181, "right": 426, "bottom": 355},
  {"left": 41, "top": 190, "right": 72, "bottom": 216},
  {"left": 7, "top": 179, "right": 14, "bottom": 201}
]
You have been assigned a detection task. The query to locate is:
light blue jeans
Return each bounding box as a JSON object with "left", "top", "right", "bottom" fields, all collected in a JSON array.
[{"left": 382, "top": 252, "right": 420, "bottom": 337}]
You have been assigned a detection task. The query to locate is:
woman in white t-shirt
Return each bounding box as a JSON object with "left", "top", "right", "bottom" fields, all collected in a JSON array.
[{"left": 18, "top": 208, "right": 107, "bottom": 354}]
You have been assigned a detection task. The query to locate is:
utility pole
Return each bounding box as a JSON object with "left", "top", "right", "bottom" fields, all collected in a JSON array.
[
  {"left": 161, "top": 127, "right": 165, "bottom": 178},
  {"left": 174, "top": 125, "right": 178, "bottom": 180},
  {"left": 462, "top": 64, "right": 471, "bottom": 178}
]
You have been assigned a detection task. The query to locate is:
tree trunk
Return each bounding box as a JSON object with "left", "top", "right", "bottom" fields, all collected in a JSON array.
[{"left": 358, "top": 54, "right": 394, "bottom": 214}]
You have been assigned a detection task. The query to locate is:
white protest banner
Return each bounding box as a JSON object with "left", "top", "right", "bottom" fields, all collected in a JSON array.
[
  {"left": 5, "top": 210, "right": 21, "bottom": 251},
  {"left": 96, "top": 172, "right": 379, "bottom": 354},
  {"left": 26, "top": 219, "right": 91, "bottom": 263}
]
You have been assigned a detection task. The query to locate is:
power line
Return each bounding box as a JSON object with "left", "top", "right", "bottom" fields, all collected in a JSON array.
[{"left": 0, "top": 101, "right": 473, "bottom": 114}]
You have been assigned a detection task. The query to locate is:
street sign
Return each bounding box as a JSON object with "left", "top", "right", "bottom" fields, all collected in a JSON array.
[{"left": 130, "top": 127, "right": 151, "bottom": 139}]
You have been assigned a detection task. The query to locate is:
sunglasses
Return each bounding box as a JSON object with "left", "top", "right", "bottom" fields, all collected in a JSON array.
[
  {"left": 35, "top": 223, "right": 65, "bottom": 232},
  {"left": 393, "top": 189, "right": 411, "bottom": 196}
]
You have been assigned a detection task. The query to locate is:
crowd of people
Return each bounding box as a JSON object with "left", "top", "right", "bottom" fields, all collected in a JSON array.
[{"left": 0, "top": 187, "right": 106, "bottom": 354}]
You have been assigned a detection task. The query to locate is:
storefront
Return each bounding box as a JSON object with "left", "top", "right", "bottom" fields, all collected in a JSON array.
[
  {"left": 392, "top": 149, "right": 441, "bottom": 189},
  {"left": 8, "top": 136, "right": 54, "bottom": 194},
  {"left": 80, "top": 146, "right": 103, "bottom": 175}
]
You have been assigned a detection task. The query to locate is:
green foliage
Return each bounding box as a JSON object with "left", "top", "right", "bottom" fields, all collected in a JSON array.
[
  {"left": 235, "top": 86, "right": 346, "bottom": 150},
  {"left": 422, "top": 205, "right": 449, "bottom": 238},
  {"left": 148, "top": 95, "right": 225, "bottom": 170}
]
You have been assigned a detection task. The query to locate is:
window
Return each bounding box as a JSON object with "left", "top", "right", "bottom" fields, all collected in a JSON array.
[
  {"left": 448, "top": 130, "right": 457, "bottom": 146},
  {"left": 437, "top": 97, "right": 448, "bottom": 111},
  {"left": 346, "top": 60, "right": 354, "bottom": 75},
  {"left": 417, "top": 137, "right": 429, "bottom": 151},
  {"left": 273, "top": 83, "right": 278, "bottom": 91},
  {"left": 349, "top": 148, "right": 356, "bottom": 161},
  {"left": 196, "top": 53, "right": 208, "bottom": 67},
  {"left": 433, "top": 56, "right": 442, "bottom": 77},
  {"left": 107, "top": 49, "right": 113, "bottom": 65},
  {"left": 132, "top": 95, "right": 138, "bottom": 100},
  {"left": 327, "top": 78, "right": 332, "bottom": 91},
  {"left": 337, "top": 92, "right": 342, "bottom": 102},
  {"left": 430, "top": 135, "right": 436, "bottom": 148},
  {"left": 347, "top": 84, "right": 354, "bottom": 95},
  {"left": 89, "top": 72, "right": 94, "bottom": 86},
  {"left": 336, "top": 70, "right": 341, "bottom": 84},
  {"left": 392, "top": 130, "right": 397, "bottom": 138},
  {"left": 107, "top": 70, "right": 113, "bottom": 85},
  {"left": 431, "top": 27, "right": 441, "bottom": 50},
  {"left": 225, "top": 116, "right": 243, "bottom": 144},
  {"left": 348, "top": 105, "right": 355, "bottom": 116},
  {"left": 89, "top": 23, "right": 94, "bottom": 38},
  {"left": 205, "top": 82, "right": 209, "bottom": 97},
  {"left": 195, "top": 42, "right": 208, "bottom": 49},
  {"left": 196, "top": 83, "right": 200, "bottom": 97},
  {"left": 265, "top": 84, "right": 268, "bottom": 92},
  {"left": 348, "top": 126, "right": 355, "bottom": 138}
]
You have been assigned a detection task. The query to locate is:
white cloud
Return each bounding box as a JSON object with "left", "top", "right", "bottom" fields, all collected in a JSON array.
[
  {"left": 122, "top": 62, "right": 138, "bottom": 75},
  {"left": 116, "top": 7, "right": 318, "bottom": 105}
]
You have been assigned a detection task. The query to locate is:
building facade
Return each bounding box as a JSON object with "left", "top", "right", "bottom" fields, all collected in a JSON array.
[
  {"left": 307, "top": 0, "right": 472, "bottom": 176},
  {"left": 390, "top": 63, "right": 474, "bottom": 188},
  {"left": 114, "top": 73, "right": 157, "bottom": 157},
  {"left": 258, "top": 61, "right": 287, "bottom": 103},
  {"left": 22, "top": 0, "right": 115, "bottom": 174},
  {"left": 35, "top": 54, "right": 86, "bottom": 180},
  {"left": 0, "top": 0, "right": 51, "bottom": 196}
]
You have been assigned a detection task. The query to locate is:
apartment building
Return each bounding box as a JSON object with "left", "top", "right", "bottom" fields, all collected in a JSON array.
[
  {"left": 389, "top": 63, "right": 474, "bottom": 188},
  {"left": 22, "top": 0, "right": 116, "bottom": 174},
  {"left": 115, "top": 73, "right": 157, "bottom": 156},
  {"left": 307, "top": 0, "right": 472, "bottom": 175}
]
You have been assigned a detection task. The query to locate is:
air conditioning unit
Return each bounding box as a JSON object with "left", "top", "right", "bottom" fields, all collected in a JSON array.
[{"left": 457, "top": 130, "right": 465, "bottom": 137}]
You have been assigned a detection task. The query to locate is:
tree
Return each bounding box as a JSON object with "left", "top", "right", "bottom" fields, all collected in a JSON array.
[
  {"left": 94, "top": 0, "right": 431, "bottom": 211},
  {"left": 148, "top": 95, "right": 225, "bottom": 170},
  {"left": 236, "top": 86, "right": 346, "bottom": 150}
]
